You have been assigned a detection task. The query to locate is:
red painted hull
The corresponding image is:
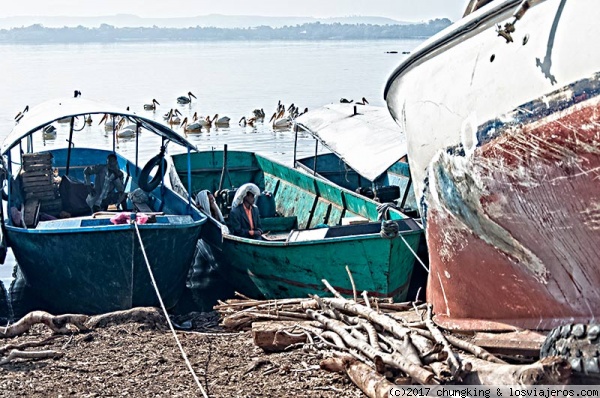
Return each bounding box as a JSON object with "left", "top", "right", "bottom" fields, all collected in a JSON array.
[{"left": 427, "top": 96, "right": 600, "bottom": 331}]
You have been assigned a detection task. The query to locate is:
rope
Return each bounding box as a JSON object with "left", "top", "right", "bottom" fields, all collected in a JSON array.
[
  {"left": 380, "top": 220, "right": 399, "bottom": 239},
  {"left": 133, "top": 222, "right": 209, "bottom": 398},
  {"left": 378, "top": 203, "right": 430, "bottom": 274}
]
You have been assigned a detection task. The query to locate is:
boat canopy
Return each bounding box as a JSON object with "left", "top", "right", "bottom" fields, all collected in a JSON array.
[
  {"left": 294, "top": 104, "right": 406, "bottom": 181},
  {"left": 1, "top": 97, "right": 198, "bottom": 155}
]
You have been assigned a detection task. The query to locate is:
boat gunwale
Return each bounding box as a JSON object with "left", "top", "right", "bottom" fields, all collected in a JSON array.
[
  {"left": 383, "top": 0, "right": 528, "bottom": 99},
  {"left": 222, "top": 227, "right": 422, "bottom": 247}
]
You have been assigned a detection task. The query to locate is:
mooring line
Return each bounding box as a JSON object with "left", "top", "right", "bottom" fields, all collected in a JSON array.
[
  {"left": 398, "top": 232, "right": 430, "bottom": 273},
  {"left": 133, "top": 221, "right": 209, "bottom": 398}
]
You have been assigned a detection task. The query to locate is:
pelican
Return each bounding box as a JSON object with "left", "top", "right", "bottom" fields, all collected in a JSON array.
[
  {"left": 99, "top": 114, "right": 122, "bottom": 131},
  {"left": 42, "top": 125, "right": 57, "bottom": 139},
  {"left": 177, "top": 92, "right": 196, "bottom": 104},
  {"left": 239, "top": 116, "right": 256, "bottom": 127},
  {"left": 196, "top": 115, "right": 214, "bottom": 129},
  {"left": 213, "top": 114, "right": 230, "bottom": 127},
  {"left": 14, "top": 105, "right": 29, "bottom": 123},
  {"left": 340, "top": 98, "right": 353, "bottom": 104},
  {"left": 356, "top": 97, "right": 369, "bottom": 105},
  {"left": 180, "top": 117, "right": 202, "bottom": 133},
  {"left": 272, "top": 116, "right": 292, "bottom": 129},
  {"left": 270, "top": 110, "right": 292, "bottom": 129},
  {"left": 252, "top": 108, "right": 266, "bottom": 122},
  {"left": 115, "top": 118, "right": 140, "bottom": 138},
  {"left": 143, "top": 99, "right": 160, "bottom": 111}
]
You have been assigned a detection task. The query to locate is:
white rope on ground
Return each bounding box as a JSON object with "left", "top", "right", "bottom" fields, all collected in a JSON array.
[{"left": 133, "top": 221, "right": 209, "bottom": 398}]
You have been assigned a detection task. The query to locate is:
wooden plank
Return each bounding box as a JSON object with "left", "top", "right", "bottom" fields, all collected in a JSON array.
[
  {"left": 22, "top": 175, "right": 53, "bottom": 183},
  {"left": 23, "top": 184, "right": 56, "bottom": 193},
  {"left": 21, "top": 170, "right": 53, "bottom": 179},
  {"left": 23, "top": 152, "right": 53, "bottom": 161},
  {"left": 252, "top": 320, "right": 321, "bottom": 352},
  {"left": 23, "top": 199, "right": 40, "bottom": 227},
  {"left": 471, "top": 330, "right": 546, "bottom": 357},
  {"left": 25, "top": 191, "right": 57, "bottom": 201},
  {"left": 22, "top": 164, "right": 53, "bottom": 172}
]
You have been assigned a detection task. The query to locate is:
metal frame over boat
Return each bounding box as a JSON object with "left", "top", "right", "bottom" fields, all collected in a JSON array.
[
  {"left": 171, "top": 148, "right": 423, "bottom": 301},
  {"left": 385, "top": 0, "right": 600, "bottom": 330},
  {"left": 0, "top": 97, "right": 208, "bottom": 314},
  {"left": 293, "top": 104, "right": 418, "bottom": 214}
]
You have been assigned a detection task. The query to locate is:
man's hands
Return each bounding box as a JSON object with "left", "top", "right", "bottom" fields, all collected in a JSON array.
[{"left": 251, "top": 229, "right": 262, "bottom": 238}]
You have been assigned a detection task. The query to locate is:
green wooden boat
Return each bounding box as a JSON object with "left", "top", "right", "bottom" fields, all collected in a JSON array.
[{"left": 171, "top": 149, "right": 423, "bottom": 301}]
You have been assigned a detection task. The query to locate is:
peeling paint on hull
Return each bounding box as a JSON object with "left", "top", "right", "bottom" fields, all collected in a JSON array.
[
  {"left": 427, "top": 92, "right": 600, "bottom": 331},
  {"left": 385, "top": 0, "right": 600, "bottom": 331}
]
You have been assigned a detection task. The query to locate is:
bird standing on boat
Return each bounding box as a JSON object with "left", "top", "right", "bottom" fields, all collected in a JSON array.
[
  {"left": 177, "top": 92, "right": 196, "bottom": 105},
  {"left": 14, "top": 105, "right": 29, "bottom": 123},
  {"left": 144, "top": 99, "right": 160, "bottom": 111}
]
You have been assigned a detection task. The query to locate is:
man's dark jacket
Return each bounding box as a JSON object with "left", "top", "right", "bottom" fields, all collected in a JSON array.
[{"left": 228, "top": 204, "right": 262, "bottom": 238}]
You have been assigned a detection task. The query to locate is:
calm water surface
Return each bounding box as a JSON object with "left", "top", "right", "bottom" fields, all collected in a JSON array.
[{"left": 0, "top": 39, "right": 422, "bottom": 314}]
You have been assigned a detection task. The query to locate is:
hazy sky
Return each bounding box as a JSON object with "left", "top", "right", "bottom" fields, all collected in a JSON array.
[{"left": 3, "top": 0, "right": 468, "bottom": 22}]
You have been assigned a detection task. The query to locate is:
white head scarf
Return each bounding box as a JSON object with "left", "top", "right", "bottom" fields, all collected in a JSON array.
[
  {"left": 231, "top": 183, "right": 261, "bottom": 208},
  {"left": 194, "top": 189, "right": 225, "bottom": 222}
]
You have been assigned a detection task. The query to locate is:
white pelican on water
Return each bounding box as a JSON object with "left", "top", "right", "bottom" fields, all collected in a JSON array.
[
  {"left": 163, "top": 109, "right": 183, "bottom": 124},
  {"left": 180, "top": 117, "right": 202, "bottom": 133},
  {"left": 115, "top": 118, "right": 140, "bottom": 138},
  {"left": 252, "top": 108, "right": 266, "bottom": 122},
  {"left": 213, "top": 114, "right": 230, "bottom": 127},
  {"left": 177, "top": 92, "right": 196, "bottom": 105},
  {"left": 144, "top": 99, "right": 160, "bottom": 111},
  {"left": 42, "top": 125, "right": 57, "bottom": 140},
  {"left": 99, "top": 114, "right": 122, "bottom": 131},
  {"left": 270, "top": 110, "right": 292, "bottom": 129},
  {"left": 239, "top": 116, "right": 257, "bottom": 128}
]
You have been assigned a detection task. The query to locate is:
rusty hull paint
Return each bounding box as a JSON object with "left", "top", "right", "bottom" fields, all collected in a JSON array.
[{"left": 426, "top": 90, "right": 600, "bottom": 331}]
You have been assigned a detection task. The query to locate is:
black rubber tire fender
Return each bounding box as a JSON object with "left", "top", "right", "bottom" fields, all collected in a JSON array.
[
  {"left": 139, "top": 153, "right": 167, "bottom": 192},
  {"left": 540, "top": 323, "right": 600, "bottom": 374}
]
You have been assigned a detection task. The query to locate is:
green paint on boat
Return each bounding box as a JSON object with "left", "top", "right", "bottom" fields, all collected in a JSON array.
[{"left": 172, "top": 150, "right": 423, "bottom": 301}]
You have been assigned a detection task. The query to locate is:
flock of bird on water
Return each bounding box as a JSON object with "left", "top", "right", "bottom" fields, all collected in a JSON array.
[{"left": 13, "top": 90, "right": 368, "bottom": 141}]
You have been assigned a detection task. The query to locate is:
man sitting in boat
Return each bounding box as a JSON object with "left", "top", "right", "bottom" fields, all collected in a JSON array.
[
  {"left": 195, "top": 189, "right": 224, "bottom": 222},
  {"left": 84, "top": 153, "right": 126, "bottom": 212},
  {"left": 228, "top": 183, "right": 263, "bottom": 239}
]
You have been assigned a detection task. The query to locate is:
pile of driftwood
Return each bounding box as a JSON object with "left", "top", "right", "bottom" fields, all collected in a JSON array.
[
  {"left": 215, "top": 281, "right": 571, "bottom": 396},
  {"left": 0, "top": 307, "right": 167, "bottom": 365}
]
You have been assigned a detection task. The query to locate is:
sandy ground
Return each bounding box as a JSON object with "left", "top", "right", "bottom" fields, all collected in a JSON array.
[{"left": 0, "top": 311, "right": 362, "bottom": 398}]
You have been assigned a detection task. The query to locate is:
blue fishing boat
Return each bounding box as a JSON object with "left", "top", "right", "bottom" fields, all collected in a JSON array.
[
  {"left": 293, "top": 104, "right": 418, "bottom": 215},
  {"left": 0, "top": 97, "right": 208, "bottom": 314},
  {"left": 171, "top": 148, "right": 423, "bottom": 301}
]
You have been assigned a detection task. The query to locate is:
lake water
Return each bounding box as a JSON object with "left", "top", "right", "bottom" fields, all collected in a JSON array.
[{"left": 0, "top": 39, "right": 422, "bottom": 315}]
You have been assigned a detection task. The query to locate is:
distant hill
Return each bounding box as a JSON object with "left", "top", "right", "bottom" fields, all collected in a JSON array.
[
  {"left": 0, "top": 19, "right": 452, "bottom": 43},
  {"left": 0, "top": 14, "right": 413, "bottom": 30}
]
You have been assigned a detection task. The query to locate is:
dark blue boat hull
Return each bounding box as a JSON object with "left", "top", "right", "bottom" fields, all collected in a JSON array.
[{"left": 6, "top": 223, "right": 202, "bottom": 314}]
